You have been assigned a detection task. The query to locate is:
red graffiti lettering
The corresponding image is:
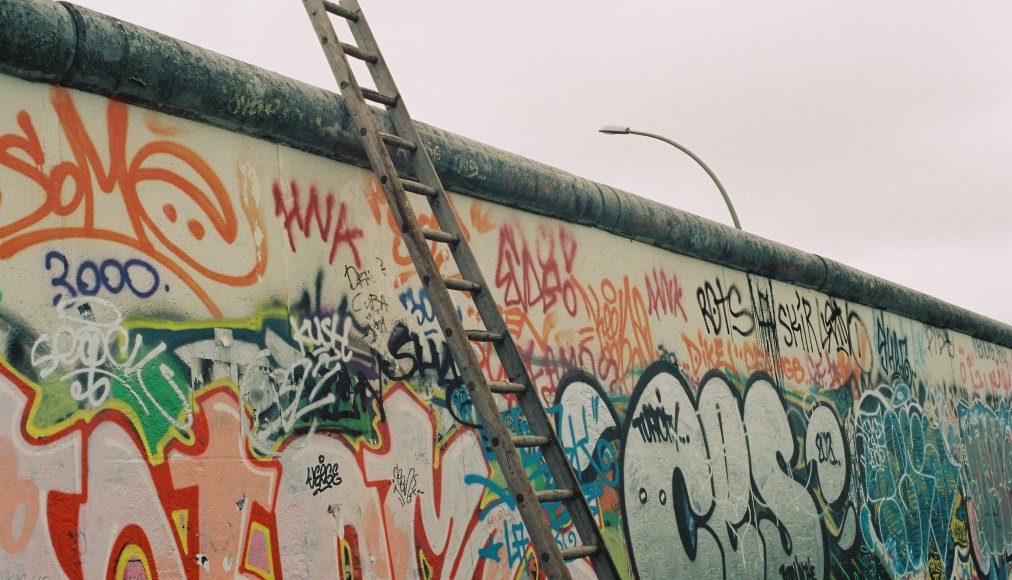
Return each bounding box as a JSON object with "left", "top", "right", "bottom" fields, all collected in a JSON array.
[
  {"left": 273, "top": 180, "right": 364, "bottom": 267},
  {"left": 495, "top": 225, "right": 578, "bottom": 316},
  {"left": 645, "top": 268, "right": 687, "bottom": 321}
]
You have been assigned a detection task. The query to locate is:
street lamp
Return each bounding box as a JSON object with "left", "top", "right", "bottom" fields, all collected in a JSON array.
[{"left": 599, "top": 125, "right": 742, "bottom": 230}]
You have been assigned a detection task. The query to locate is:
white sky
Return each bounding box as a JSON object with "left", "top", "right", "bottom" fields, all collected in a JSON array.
[{"left": 69, "top": 1, "right": 1012, "bottom": 325}]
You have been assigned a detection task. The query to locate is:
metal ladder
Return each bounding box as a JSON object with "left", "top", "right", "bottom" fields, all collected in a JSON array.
[{"left": 300, "top": 1, "right": 619, "bottom": 578}]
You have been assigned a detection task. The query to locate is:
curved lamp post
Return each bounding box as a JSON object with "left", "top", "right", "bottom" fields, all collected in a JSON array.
[{"left": 599, "top": 125, "right": 742, "bottom": 230}]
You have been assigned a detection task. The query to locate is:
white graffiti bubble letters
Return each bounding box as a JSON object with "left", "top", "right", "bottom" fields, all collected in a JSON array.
[
  {"left": 744, "top": 378, "right": 825, "bottom": 580},
  {"left": 696, "top": 374, "right": 764, "bottom": 579},
  {"left": 622, "top": 366, "right": 829, "bottom": 579},
  {"left": 29, "top": 297, "right": 192, "bottom": 432},
  {"left": 240, "top": 324, "right": 350, "bottom": 456},
  {"left": 622, "top": 365, "right": 720, "bottom": 578},
  {"left": 805, "top": 405, "right": 847, "bottom": 503}
]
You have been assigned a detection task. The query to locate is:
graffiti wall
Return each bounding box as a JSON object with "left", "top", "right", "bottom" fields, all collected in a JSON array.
[{"left": 0, "top": 72, "right": 1011, "bottom": 580}]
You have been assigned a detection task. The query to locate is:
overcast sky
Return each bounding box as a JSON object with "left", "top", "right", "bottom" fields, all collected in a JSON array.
[{"left": 70, "top": 1, "right": 1012, "bottom": 325}]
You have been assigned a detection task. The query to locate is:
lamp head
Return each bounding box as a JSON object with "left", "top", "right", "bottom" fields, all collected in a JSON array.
[{"left": 599, "top": 125, "right": 630, "bottom": 135}]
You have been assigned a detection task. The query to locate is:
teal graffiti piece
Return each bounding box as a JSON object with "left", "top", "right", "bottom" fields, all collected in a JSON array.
[
  {"left": 891, "top": 382, "right": 911, "bottom": 407},
  {"left": 929, "top": 449, "right": 959, "bottom": 564},
  {"left": 905, "top": 411, "right": 926, "bottom": 472},
  {"left": 859, "top": 505, "right": 875, "bottom": 552},
  {"left": 466, "top": 474, "right": 515, "bottom": 519},
  {"left": 898, "top": 472, "right": 928, "bottom": 571},
  {"left": 877, "top": 498, "right": 909, "bottom": 576},
  {"left": 857, "top": 384, "right": 966, "bottom": 578},
  {"left": 819, "top": 384, "right": 853, "bottom": 421},
  {"left": 957, "top": 400, "right": 1012, "bottom": 572},
  {"left": 858, "top": 414, "right": 897, "bottom": 502},
  {"left": 478, "top": 539, "right": 503, "bottom": 563},
  {"left": 884, "top": 410, "right": 908, "bottom": 481}
]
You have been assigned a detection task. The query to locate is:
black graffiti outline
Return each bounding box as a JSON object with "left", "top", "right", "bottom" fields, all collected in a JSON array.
[
  {"left": 619, "top": 362, "right": 846, "bottom": 580},
  {"left": 553, "top": 370, "right": 622, "bottom": 487}
]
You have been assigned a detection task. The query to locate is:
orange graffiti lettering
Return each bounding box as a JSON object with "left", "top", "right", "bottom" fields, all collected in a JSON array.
[
  {"left": 577, "top": 276, "right": 653, "bottom": 390},
  {"left": 681, "top": 331, "right": 808, "bottom": 385},
  {"left": 0, "top": 437, "right": 39, "bottom": 554},
  {"left": 0, "top": 88, "right": 266, "bottom": 317}
]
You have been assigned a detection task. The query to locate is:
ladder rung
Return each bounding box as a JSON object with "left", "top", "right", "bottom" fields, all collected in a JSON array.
[
  {"left": 536, "top": 488, "right": 575, "bottom": 503},
  {"left": 322, "top": 0, "right": 358, "bottom": 21},
  {"left": 401, "top": 178, "right": 439, "bottom": 198},
  {"left": 339, "top": 42, "right": 377, "bottom": 63},
  {"left": 444, "top": 278, "right": 481, "bottom": 293},
  {"left": 379, "top": 131, "right": 417, "bottom": 151},
  {"left": 560, "top": 545, "right": 600, "bottom": 561},
  {"left": 512, "top": 435, "right": 550, "bottom": 448},
  {"left": 465, "top": 329, "right": 504, "bottom": 342},
  {"left": 421, "top": 227, "right": 458, "bottom": 244},
  {"left": 361, "top": 88, "right": 398, "bottom": 107},
  {"left": 488, "top": 381, "right": 527, "bottom": 394}
]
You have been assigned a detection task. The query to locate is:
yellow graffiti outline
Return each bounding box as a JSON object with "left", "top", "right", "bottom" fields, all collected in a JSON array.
[
  {"left": 338, "top": 536, "right": 355, "bottom": 579},
  {"left": 3, "top": 356, "right": 195, "bottom": 466},
  {"left": 7, "top": 302, "right": 487, "bottom": 466},
  {"left": 418, "top": 548, "right": 433, "bottom": 580},
  {"left": 114, "top": 543, "right": 153, "bottom": 580},
  {"left": 123, "top": 304, "right": 290, "bottom": 332},
  {"left": 171, "top": 509, "right": 189, "bottom": 555},
  {"left": 8, "top": 305, "right": 297, "bottom": 465},
  {"left": 243, "top": 521, "right": 276, "bottom": 579}
]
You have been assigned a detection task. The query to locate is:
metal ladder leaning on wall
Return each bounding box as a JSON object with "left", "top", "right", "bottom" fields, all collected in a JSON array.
[{"left": 300, "top": 1, "right": 619, "bottom": 578}]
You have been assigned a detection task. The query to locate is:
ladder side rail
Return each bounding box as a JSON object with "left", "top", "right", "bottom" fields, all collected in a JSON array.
[
  {"left": 489, "top": 328, "right": 621, "bottom": 577},
  {"left": 302, "top": 2, "right": 574, "bottom": 576},
  {"left": 304, "top": 2, "right": 618, "bottom": 576},
  {"left": 338, "top": 7, "right": 616, "bottom": 572},
  {"left": 339, "top": 0, "right": 467, "bottom": 247},
  {"left": 335, "top": 8, "right": 601, "bottom": 566},
  {"left": 339, "top": 0, "right": 484, "bottom": 315},
  {"left": 301, "top": 1, "right": 411, "bottom": 232}
]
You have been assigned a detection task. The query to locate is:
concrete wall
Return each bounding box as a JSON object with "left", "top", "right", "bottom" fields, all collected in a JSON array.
[{"left": 1, "top": 3, "right": 1011, "bottom": 579}]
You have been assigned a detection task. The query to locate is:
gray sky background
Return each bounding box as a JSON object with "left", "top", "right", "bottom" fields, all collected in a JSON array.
[{"left": 70, "top": 1, "right": 1012, "bottom": 325}]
